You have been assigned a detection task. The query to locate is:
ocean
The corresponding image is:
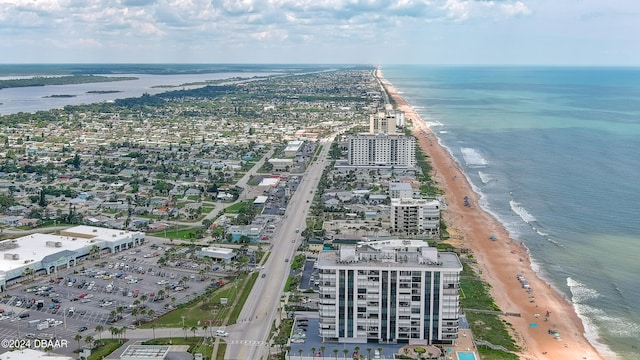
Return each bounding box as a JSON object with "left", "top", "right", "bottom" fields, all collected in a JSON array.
[{"left": 381, "top": 65, "right": 640, "bottom": 360}]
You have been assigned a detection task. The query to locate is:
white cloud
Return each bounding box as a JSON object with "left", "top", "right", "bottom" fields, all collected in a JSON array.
[{"left": 442, "top": 0, "right": 532, "bottom": 21}]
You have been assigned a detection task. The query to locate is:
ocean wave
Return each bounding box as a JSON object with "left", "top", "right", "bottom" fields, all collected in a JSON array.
[
  {"left": 568, "top": 277, "right": 600, "bottom": 303},
  {"left": 460, "top": 147, "right": 488, "bottom": 167},
  {"left": 425, "top": 120, "right": 443, "bottom": 128},
  {"left": 439, "top": 130, "right": 448, "bottom": 134},
  {"left": 509, "top": 199, "right": 537, "bottom": 223},
  {"left": 534, "top": 228, "right": 549, "bottom": 237},
  {"left": 545, "top": 237, "right": 564, "bottom": 248},
  {"left": 478, "top": 171, "right": 494, "bottom": 184}
]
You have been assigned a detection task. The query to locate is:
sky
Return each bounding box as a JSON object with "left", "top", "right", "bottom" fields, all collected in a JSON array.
[{"left": 0, "top": 0, "right": 638, "bottom": 65}]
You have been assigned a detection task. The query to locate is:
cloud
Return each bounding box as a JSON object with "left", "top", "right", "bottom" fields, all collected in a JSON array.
[
  {"left": 442, "top": 0, "right": 532, "bottom": 22},
  {"left": 0, "top": 0, "right": 535, "bottom": 62}
]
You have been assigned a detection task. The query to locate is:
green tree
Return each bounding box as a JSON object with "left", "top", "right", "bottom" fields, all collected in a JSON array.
[
  {"left": 95, "top": 325, "right": 104, "bottom": 341},
  {"left": 74, "top": 334, "right": 82, "bottom": 350},
  {"left": 84, "top": 335, "right": 94, "bottom": 349}
]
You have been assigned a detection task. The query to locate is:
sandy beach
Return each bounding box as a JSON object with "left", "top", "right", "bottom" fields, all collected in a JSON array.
[{"left": 377, "top": 69, "right": 604, "bottom": 360}]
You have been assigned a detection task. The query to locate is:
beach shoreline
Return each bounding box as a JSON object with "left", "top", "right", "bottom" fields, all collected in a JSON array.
[{"left": 376, "top": 68, "right": 605, "bottom": 360}]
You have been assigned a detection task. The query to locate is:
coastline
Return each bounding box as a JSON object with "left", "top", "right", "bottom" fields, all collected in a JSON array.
[{"left": 376, "top": 68, "right": 605, "bottom": 360}]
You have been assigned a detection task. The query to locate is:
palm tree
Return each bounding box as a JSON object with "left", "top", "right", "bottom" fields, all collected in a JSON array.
[
  {"left": 182, "top": 325, "right": 188, "bottom": 339},
  {"left": 89, "top": 245, "right": 100, "bottom": 259},
  {"left": 21, "top": 267, "right": 35, "bottom": 281},
  {"left": 74, "top": 334, "right": 82, "bottom": 350},
  {"left": 298, "top": 349, "right": 304, "bottom": 359},
  {"left": 333, "top": 349, "right": 339, "bottom": 359},
  {"left": 147, "top": 309, "right": 155, "bottom": 319},
  {"left": 131, "top": 308, "right": 139, "bottom": 324},
  {"left": 120, "top": 326, "right": 127, "bottom": 341},
  {"left": 320, "top": 346, "right": 326, "bottom": 358},
  {"left": 109, "top": 326, "right": 117, "bottom": 339},
  {"left": 84, "top": 335, "right": 94, "bottom": 349},
  {"left": 202, "top": 324, "right": 208, "bottom": 338},
  {"left": 311, "top": 347, "right": 316, "bottom": 358},
  {"left": 376, "top": 348, "right": 383, "bottom": 360},
  {"left": 95, "top": 325, "right": 104, "bottom": 341},
  {"left": 367, "top": 348, "right": 372, "bottom": 360},
  {"left": 190, "top": 326, "right": 198, "bottom": 338},
  {"left": 140, "top": 294, "right": 148, "bottom": 303},
  {"left": 343, "top": 349, "right": 349, "bottom": 359},
  {"left": 354, "top": 346, "right": 360, "bottom": 358}
]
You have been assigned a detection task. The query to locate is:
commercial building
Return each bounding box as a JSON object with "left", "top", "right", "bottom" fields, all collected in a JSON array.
[
  {"left": 196, "top": 247, "right": 236, "bottom": 264},
  {"left": 390, "top": 198, "right": 441, "bottom": 237},
  {"left": 284, "top": 140, "right": 304, "bottom": 157},
  {"left": 316, "top": 240, "right": 462, "bottom": 345},
  {"left": 268, "top": 158, "right": 294, "bottom": 172},
  {"left": 0, "top": 225, "right": 144, "bottom": 291},
  {"left": 347, "top": 134, "right": 416, "bottom": 168},
  {"left": 120, "top": 345, "right": 170, "bottom": 360}
]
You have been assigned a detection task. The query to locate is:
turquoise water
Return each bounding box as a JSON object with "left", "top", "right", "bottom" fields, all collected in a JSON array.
[
  {"left": 456, "top": 351, "right": 477, "bottom": 360},
  {"left": 382, "top": 66, "right": 640, "bottom": 360}
]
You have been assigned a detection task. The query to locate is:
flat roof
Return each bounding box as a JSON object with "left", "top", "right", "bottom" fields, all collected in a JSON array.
[
  {"left": 120, "top": 345, "right": 170, "bottom": 360},
  {"left": 254, "top": 195, "right": 268, "bottom": 204},
  {"left": 0, "top": 226, "right": 143, "bottom": 273},
  {"left": 259, "top": 178, "right": 279, "bottom": 186},
  {"left": 200, "top": 247, "right": 234, "bottom": 255},
  {"left": 317, "top": 239, "right": 461, "bottom": 270},
  {"left": 0, "top": 233, "right": 92, "bottom": 272}
]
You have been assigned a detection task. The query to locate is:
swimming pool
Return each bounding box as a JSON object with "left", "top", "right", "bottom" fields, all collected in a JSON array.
[{"left": 456, "top": 351, "right": 477, "bottom": 360}]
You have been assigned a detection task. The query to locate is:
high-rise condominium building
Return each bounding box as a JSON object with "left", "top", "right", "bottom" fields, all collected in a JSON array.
[
  {"left": 317, "top": 240, "right": 462, "bottom": 345},
  {"left": 390, "top": 198, "right": 441, "bottom": 237},
  {"left": 347, "top": 134, "right": 416, "bottom": 168}
]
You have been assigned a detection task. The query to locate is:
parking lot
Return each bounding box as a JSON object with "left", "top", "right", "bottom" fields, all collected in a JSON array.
[{"left": 0, "top": 237, "right": 228, "bottom": 354}]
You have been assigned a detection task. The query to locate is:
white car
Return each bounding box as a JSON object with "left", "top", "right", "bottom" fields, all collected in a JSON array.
[{"left": 215, "top": 330, "right": 228, "bottom": 337}]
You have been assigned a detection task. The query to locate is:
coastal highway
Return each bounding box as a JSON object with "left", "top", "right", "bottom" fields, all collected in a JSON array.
[{"left": 224, "top": 136, "right": 334, "bottom": 360}]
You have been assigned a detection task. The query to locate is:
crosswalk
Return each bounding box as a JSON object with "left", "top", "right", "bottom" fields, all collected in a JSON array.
[{"left": 228, "top": 340, "right": 267, "bottom": 346}]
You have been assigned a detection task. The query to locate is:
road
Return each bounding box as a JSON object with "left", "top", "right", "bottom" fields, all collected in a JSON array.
[{"left": 224, "top": 137, "right": 334, "bottom": 360}]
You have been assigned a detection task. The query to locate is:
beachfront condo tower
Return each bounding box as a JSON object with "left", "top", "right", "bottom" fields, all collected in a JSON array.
[
  {"left": 390, "top": 198, "right": 441, "bottom": 238},
  {"left": 317, "top": 240, "right": 462, "bottom": 345},
  {"left": 347, "top": 134, "right": 416, "bottom": 168}
]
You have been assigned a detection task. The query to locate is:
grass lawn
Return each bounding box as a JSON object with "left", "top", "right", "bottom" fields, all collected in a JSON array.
[
  {"left": 141, "top": 273, "right": 256, "bottom": 329},
  {"left": 149, "top": 227, "right": 201, "bottom": 240},
  {"left": 215, "top": 343, "right": 227, "bottom": 360},
  {"left": 460, "top": 262, "right": 519, "bottom": 353},
  {"left": 223, "top": 201, "right": 251, "bottom": 214},
  {"left": 88, "top": 339, "right": 124, "bottom": 360}
]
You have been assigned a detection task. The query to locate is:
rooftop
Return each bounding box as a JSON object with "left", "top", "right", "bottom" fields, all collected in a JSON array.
[
  {"left": 120, "top": 345, "right": 170, "bottom": 360},
  {"left": 317, "top": 239, "right": 461, "bottom": 270}
]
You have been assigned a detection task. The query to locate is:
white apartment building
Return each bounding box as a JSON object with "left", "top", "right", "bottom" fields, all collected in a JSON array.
[
  {"left": 317, "top": 240, "right": 462, "bottom": 345},
  {"left": 389, "top": 182, "right": 414, "bottom": 199},
  {"left": 390, "top": 198, "right": 441, "bottom": 237},
  {"left": 369, "top": 110, "right": 405, "bottom": 134},
  {"left": 347, "top": 134, "right": 416, "bottom": 168},
  {"left": 369, "top": 112, "right": 397, "bottom": 135}
]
